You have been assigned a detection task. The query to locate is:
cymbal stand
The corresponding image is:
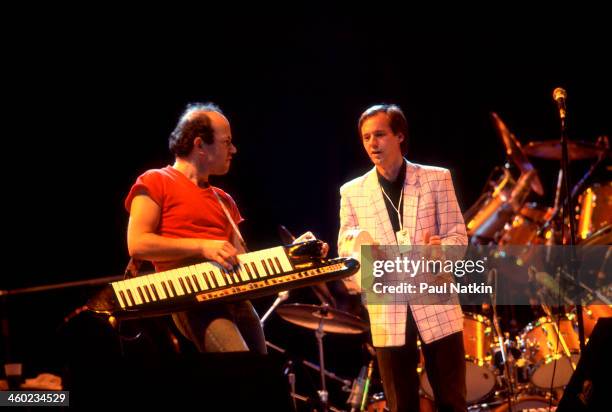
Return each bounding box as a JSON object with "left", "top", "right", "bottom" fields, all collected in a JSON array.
[
  {"left": 489, "top": 269, "right": 514, "bottom": 411},
  {"left": 265, "top": 341, "right": 352, "bottom": 387},
  {"left": 315, "top": 305, "right": 330, "bottom": 412},
  {"left": 284, "top": 359, "right": 298, "bottom": 412}
]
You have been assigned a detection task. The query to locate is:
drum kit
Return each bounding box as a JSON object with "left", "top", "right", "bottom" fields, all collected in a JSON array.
[
  {"left": 465, "top": 112, "right": 611, "bottom": 248},
  {"left": 263, "top": 301, "right": 370, "bottom": 412},
  {"left": 265, "top": 302, "right": 611, "bottom": 411},
  {"left": 460, "top": 112, "right": 612, "bottom": 410}
]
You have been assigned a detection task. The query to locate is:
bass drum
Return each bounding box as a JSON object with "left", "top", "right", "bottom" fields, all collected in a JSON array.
[
  {"left": 367, "top": 392, "right": 434, "bottom": 412},
  {"left": 469, "top": 395, "right": 557, "bottom": 411},
  {"left": 521, "top": 315, "right": 580, "bottom": 388},
  {"left": 420, "top": 313, "right": 496, "bottom": 403}
]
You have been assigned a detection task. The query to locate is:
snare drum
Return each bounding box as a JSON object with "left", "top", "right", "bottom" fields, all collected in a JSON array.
[
  {"left": 577, "top": 182, "right": 612, "bottom": 242},
  {"left": 420, "top": 313, "right": 496, "bottom": 403},
  {"left": 521, "top": 315, "right": 580, "bottom": 388}
]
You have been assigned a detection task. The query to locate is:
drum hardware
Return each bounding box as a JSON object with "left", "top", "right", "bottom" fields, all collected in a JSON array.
[
  {"left": 277, "top": 303, "right": 368, "bottom": 412},
  {"left": 533, "top": 137, "right": 609, "bottom": 247},
  {"left": 491, "top": 112, "right": 544, "bottom": 195},
  {"left": 265, "top": 340, "right": 352, "bottom": 389},
  {"left": 466, "top": 112, "right": 548, "bottom": 245},
  {"left": 286, "top": 359, "right": 298, "bottom": 412},
  {"left": 316, "top": 306, "right": 335, "bottom": 412},
  {"left": 266, "top": 340, "right": 352, "bottom": 412},
  {"left": 488, "top": 268, "right": 515, "bottom": 411},
  {"left": 461, "top": 100, "right": 610, "bottom": 409}
]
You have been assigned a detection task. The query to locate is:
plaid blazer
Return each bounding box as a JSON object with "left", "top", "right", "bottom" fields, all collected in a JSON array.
[{"left": 338, "top": 160, "right": 468, "bottom": 346}]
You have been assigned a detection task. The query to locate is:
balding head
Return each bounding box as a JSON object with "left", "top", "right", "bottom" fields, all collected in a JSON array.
[{"left": 169, "top": 102, "right": 228, "bottom": 157}]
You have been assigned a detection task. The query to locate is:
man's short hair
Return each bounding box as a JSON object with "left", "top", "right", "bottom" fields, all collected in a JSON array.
[
  {"left": 169, "top": 103, "right": 223, "bottom": 157},
  {"left": 358, "top": 104, "right": 408, "bottom": 152}
]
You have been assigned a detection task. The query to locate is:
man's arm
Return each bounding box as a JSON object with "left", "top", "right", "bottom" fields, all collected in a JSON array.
[
  {"left": 127, "top": 190, "right": 237, "bottom": 269},
  {"left": 338, "top": 186, "right": 360, "bottom": 253},
  {"left": 337, "top": 187, "right": 365, "bottom": 295},
  {"left": 437, "top": 169, "right": 468, "bottom": 246}
]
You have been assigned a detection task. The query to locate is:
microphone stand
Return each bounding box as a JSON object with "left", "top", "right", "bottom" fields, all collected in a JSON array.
[{"left": 557, "top": 92, "right": 587, "bottom": 352}]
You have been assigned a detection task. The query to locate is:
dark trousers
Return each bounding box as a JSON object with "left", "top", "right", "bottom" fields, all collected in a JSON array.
[{"left": 376, "top": 309, "right": 466, "bottom": 412}]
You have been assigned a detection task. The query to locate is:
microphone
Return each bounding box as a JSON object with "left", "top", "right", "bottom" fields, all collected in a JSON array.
[
  {"left": 347, "top": 365, "right": 367, "bottom": 411},
  {"left": 553, "top": 87, "right": 567, "bottom": 120}
]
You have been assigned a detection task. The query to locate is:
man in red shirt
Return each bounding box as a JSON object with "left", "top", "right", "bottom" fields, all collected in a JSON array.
[{"left": 125, "top": 102, "right": 265, "bottom": 353}]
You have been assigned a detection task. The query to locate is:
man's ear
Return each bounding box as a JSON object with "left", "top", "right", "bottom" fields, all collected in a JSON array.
[
  {"left": 194, "top": 136, "right": 205, "bottom": 150},
  {"left": 397, "top": 133, "right": 405, "bottom": 143}
]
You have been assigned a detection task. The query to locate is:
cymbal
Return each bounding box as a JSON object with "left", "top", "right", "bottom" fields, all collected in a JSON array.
[
  {"left": 491, "top": 113, "right": 544, "bottom": 195},
  {"left": 276, "top": 303, "right": 368, "bottom": 334},
  {"left": 524, "top": 140, "right": 609, "bottom": 161}
]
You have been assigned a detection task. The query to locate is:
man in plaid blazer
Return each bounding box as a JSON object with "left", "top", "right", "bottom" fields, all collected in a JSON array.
[{"left": 338, "top": 104, "right": 468, "bottom": 412}]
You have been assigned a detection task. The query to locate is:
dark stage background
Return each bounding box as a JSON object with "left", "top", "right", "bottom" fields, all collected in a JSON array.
[{"left": 3, "top": 14, "right": 611, "bottom": 407}]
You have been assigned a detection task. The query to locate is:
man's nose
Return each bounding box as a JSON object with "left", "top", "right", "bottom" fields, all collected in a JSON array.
[{"left": 230, "top": 143, "right": 237, "bottom": 154}]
